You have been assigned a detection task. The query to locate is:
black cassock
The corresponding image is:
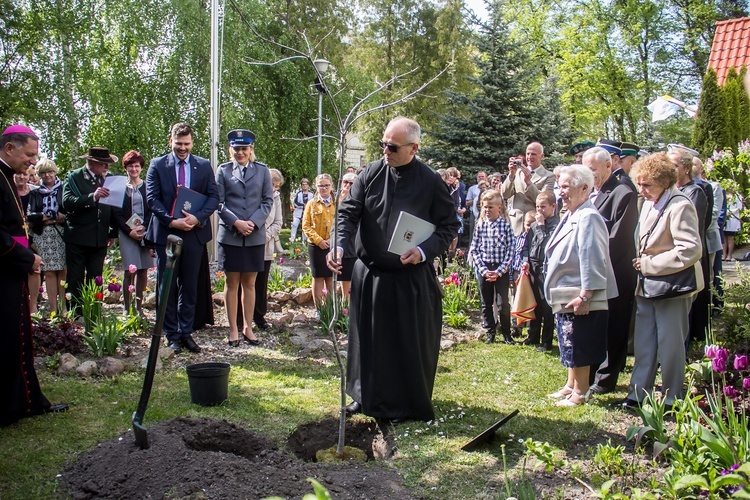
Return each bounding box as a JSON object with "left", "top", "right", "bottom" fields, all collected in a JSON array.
[
  {"left": 337, "top": 158, "right": 459, "bottom": 421},
  {"left": 0, "top": 159, "right": 51, "bottom": 426}
]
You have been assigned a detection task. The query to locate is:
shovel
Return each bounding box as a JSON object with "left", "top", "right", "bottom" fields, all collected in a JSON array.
[{"left": 133, "top": 234, "right": 183, "bottom": 449}]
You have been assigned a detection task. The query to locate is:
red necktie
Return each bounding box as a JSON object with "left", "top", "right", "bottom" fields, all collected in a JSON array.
[{"left": 178, "top": 160, "right": 186, "bottom": 186}]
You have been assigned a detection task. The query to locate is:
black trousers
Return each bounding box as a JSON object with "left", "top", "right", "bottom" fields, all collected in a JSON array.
[
  {"left": 253, "top": 259, "right": 272, "bottom": 325},
  {"left": 155, "top": 232, "right": 203, "bottom": 341},
  {"left": 591, "top": 292, "right": 635, "bottom": 389},
  {"left": 478, "top": 271, "right": 510, "bottom": 336},
  {"left": 66, "top": 243, "right": 107, "bottom": 314},
  {"left": 526, "top": 264, "right": 554, "bottom": 346}
]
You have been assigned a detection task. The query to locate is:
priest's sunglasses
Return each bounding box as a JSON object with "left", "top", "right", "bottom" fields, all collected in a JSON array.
[{"left": 379, "top": 140, "right": 414, "bottom": 153}]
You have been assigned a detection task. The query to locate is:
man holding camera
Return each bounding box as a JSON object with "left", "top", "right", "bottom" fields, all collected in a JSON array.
[{"left": 501, "top": 142, "right": 555, "bottom": 235}]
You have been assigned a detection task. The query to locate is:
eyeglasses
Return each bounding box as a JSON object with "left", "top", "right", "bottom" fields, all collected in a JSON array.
[
  {"left": 317, "top": 184, "right": 331, "bottom": 188},
  {"left": 342, "top": 180, "right": 354, "bottom": 185},
  {"left": 379, "top": 140, "right": 414, "bottom": 153}
]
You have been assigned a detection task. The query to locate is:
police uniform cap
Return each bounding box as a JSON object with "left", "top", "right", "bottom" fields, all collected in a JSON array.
[{"left": 227, "top": 129, "right": 256, "bottom": 147}]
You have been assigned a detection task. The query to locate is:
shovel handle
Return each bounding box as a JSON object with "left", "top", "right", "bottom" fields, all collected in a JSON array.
[{"left": 166, "top": 234, "right": 183, "bottom": 263}]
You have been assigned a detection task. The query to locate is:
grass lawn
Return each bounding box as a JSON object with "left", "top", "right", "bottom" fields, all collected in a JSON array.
[{"left": 0, "top": 327, "right": 645, "bottom": 499}]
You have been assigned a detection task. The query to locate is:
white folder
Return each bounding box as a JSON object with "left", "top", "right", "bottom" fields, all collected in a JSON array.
[{"left": 387, "top": 211, "right": 436, "bottom": 255}]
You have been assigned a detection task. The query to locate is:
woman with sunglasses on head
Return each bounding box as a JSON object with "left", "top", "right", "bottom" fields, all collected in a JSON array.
[
  {"left": 26, "top": 159, "right": 67, "bottom": 315},
  {"left": 216, "top": 130, "right": 273, "bottom": 347},
  {"left": 302, "top": 173, "right": 336, "bottom": 310},
  {"left": 332, "top": 172, "right": 358, "bottom": 298}
]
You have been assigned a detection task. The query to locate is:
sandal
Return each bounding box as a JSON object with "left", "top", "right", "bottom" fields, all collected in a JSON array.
[
  {"left": 556, "top": 389, "right": 591, "bottom": 407},
  {"left": 547, "top": 385, "right": 574, "bottom": 399}
]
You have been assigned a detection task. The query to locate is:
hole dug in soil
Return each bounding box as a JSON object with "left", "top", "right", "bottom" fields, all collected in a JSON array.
[
  {"left": 60, "top": 417, "right": 412, "bottom": 499},
  {"left": 287, "top": 417, "right": 395, "bottom": 462}
]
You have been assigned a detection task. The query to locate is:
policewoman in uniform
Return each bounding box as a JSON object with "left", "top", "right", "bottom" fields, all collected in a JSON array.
[{"left": 216, "top": 129, "right": 273, "bottom": 346}]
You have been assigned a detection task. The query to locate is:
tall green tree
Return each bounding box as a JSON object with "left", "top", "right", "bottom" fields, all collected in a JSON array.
[
  {"left": 420, "top": 1, "right": 571, "bottom": 173},
  {"left": 692, "top": 68, "right": 727, "bottom": 156}
]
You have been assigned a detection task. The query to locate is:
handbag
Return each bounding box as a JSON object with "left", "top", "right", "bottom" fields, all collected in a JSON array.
[
  {"left": 511, "top": 268, "right": 536, "bottom": 325},
  {"left": 638, "top": 193, "right": 697, "bottom": 300}
]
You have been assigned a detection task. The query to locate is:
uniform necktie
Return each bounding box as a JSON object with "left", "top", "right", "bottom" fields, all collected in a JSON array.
[
  {"left": 178, "top": 160, "right": 186, "bottom": 186},
  {"left": 242, "top": 166, "right": 247, "bottom": 178}
]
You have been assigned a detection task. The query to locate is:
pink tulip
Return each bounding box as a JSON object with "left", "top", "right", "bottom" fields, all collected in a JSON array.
[
  {"left": 279, "top": 257, "right": 285, "bottom": 264},
  {"left": 713, "top": 357, "right": 727, "bottom": 373},
  {"left": 129, "top": 264, "right": 138, "bottom": 274},
  {"left": 743, "top": 378, "right": 750, "bottom": 390},
  {"left": 128, "top": 285, "right": 135, "bottom": 292},
  {"left": 342, "top": 308, "right": 348, "bottom": 316},
  {"left": 322, "top": 288, "right": 328, "bottom": 295},
  {"left": 716, "top": 348, "right": 729, "bottom": 362},
  {"left": 735, "top": 355, "right": 749, "bottom": 371},
  {"left": 705, "top": 345, "right": 718, "bottom": 359}
]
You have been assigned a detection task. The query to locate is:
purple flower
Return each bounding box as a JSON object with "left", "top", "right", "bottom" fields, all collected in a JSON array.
[
  {"left": 107, "top": 283, "right": 116, "bottom": 292},
  {"left": 279, "top": 257, "right": 285, "bottom": 264},
  {"left": 39, "top": 286, "right": 44, "bottom": 294},
  {"left": 95, "top": 276, "right": 103, "bottom": 286},
  {"left": 713, "top": 357, "right": 727, "bottom": 373},
  {"left": 724, "top": 386, "right": 739, "bottom": 398},
  {"left": 705, "top": 345, "right": 718, "bottom": 359},
  {"left": 114, "top": 284, "right": 121, "bottom": 292},
  {"left": 716, "top": 348, "right": 729, "bottom": 362},
  {"left": 342, "top": 308, "right": 348, "bottom": 316},
  {"left": 735, "top": 355, "right": 749, "bottom": 371}
]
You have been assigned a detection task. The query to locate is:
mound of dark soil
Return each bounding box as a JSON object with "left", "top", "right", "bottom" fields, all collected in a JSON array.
[{"left": 60, "top": 417, "right": 414, "bottom": 499}]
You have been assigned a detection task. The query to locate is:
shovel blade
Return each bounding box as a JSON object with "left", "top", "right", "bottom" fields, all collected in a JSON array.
[{"left": 133, "top": 412, "right": 150, "bottom": 449}]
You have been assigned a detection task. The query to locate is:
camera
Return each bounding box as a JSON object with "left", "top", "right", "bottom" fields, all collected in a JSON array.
[
  {"left": 514, "top": 158, "right": 523, "bottom": 167},
  {"left": 44, "top": 209, "right": 57, "bottom": 219}
]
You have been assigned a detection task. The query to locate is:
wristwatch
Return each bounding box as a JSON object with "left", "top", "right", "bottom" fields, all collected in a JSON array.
[{"left": 579, "top": 295, "right": 589, "bottom": 303}]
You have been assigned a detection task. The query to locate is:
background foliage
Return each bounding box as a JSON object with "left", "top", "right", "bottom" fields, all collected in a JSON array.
[{"left": 1, "top": 0, "right": 748, "bottom": 187}]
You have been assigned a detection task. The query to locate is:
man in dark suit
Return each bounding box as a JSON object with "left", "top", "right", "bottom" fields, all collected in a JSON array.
[
  {"left": 62, "top": 146, "right": 118, "bottom": 314},
  {"left": 146, "top": 122, "right": 219, "bottom": 354},
  {"left": 583, "top": 146, "right": 638, "bottom": 394}
]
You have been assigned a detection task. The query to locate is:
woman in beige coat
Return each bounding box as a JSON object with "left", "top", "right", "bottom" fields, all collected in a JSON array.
[{"left": 617, "top": 153, "right": 703, "bottom": 410}]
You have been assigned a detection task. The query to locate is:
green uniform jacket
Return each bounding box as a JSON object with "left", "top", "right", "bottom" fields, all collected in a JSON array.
[{"left": 62, "top": 167, "right": 115, "bottom": 247}]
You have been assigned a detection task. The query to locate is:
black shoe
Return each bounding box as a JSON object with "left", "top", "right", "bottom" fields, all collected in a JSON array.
[
  {"left": 242, "top": 334, "right": 261, "bottom": 346},
  {"left": 183, "top": 335, "right": 202, "bottom": 353},
  {"left": 45, "top": 403, "right": 69, "bottom": 414},
  {"left": 383, "top": 417, "right": 410, "bottom": 425},
  {"left": 536, "top": 344, "right": 551, "bottom": 352},
  {"left": 611, "top": 398, "right": 639, "bottom": 409},
  {"left": 167, "top": 340, "right": 183, "bottom": 354},
  {"left": 589, "top": 384, "right": 614, "bottom": 395},
  {"left": 255, "top": 320, "right": 270, "bottom": 330},
  {"left": 522, "top": 337, "right": 540, "bottom": 346},
  {"left": 502, "top": 334, "right": 515, "bottom": 345},
  {"left": 484, "top": 332, "right": 495, "bottom": 344},
  {"left": 345, "top": 401, "right": 362, "bottom": 414},
  {"left": 227, "top": 339, "right": 241, "bottom": 347}
]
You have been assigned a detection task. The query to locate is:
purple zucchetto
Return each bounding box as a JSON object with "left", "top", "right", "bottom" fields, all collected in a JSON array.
[{"left": 2, "top": 124, "right": 37, "bottom": 136}]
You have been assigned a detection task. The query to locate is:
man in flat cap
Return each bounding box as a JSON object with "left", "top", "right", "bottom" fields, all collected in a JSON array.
[
  {"left": 146, "top": 122, "right": 219, "bottom": 354},
  {"left": 63, "top": 146, "right": 118, "bottom": 315},
  {"left": 0, "top": 125, "right": 68, "bottom": 425},
  {"left": 501, "top": 141, "right": 555, "bottom": 235}
]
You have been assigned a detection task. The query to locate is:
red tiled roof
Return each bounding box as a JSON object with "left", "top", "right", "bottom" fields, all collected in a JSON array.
[{"left": 708, "top": 17, "right": 750, "bottom": 86}]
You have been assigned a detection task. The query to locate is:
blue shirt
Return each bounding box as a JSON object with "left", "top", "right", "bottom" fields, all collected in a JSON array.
[{"left": 469, "top": 216, "right": 515, "bottom": 276}]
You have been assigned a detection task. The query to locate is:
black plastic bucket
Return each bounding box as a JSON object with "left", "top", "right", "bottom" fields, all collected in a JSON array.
[{"left": 186, "top": 362, "right": 231, "bottom": 406}]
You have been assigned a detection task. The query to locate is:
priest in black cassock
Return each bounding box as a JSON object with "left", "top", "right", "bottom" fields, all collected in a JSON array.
[
  {"left": 0, "top": 125, "right": 68, "bottom": 426},
  {"left": 328, "top": 117, "right": 459, "bottom": 423}
]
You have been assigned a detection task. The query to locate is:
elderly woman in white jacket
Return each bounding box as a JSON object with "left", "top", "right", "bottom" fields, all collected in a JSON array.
[
  {"left": 253, "top": 168, "right": 284, "bottom": 330},
  {"left": 544, "top": 164, "right": 618, "bottom": 407}
]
